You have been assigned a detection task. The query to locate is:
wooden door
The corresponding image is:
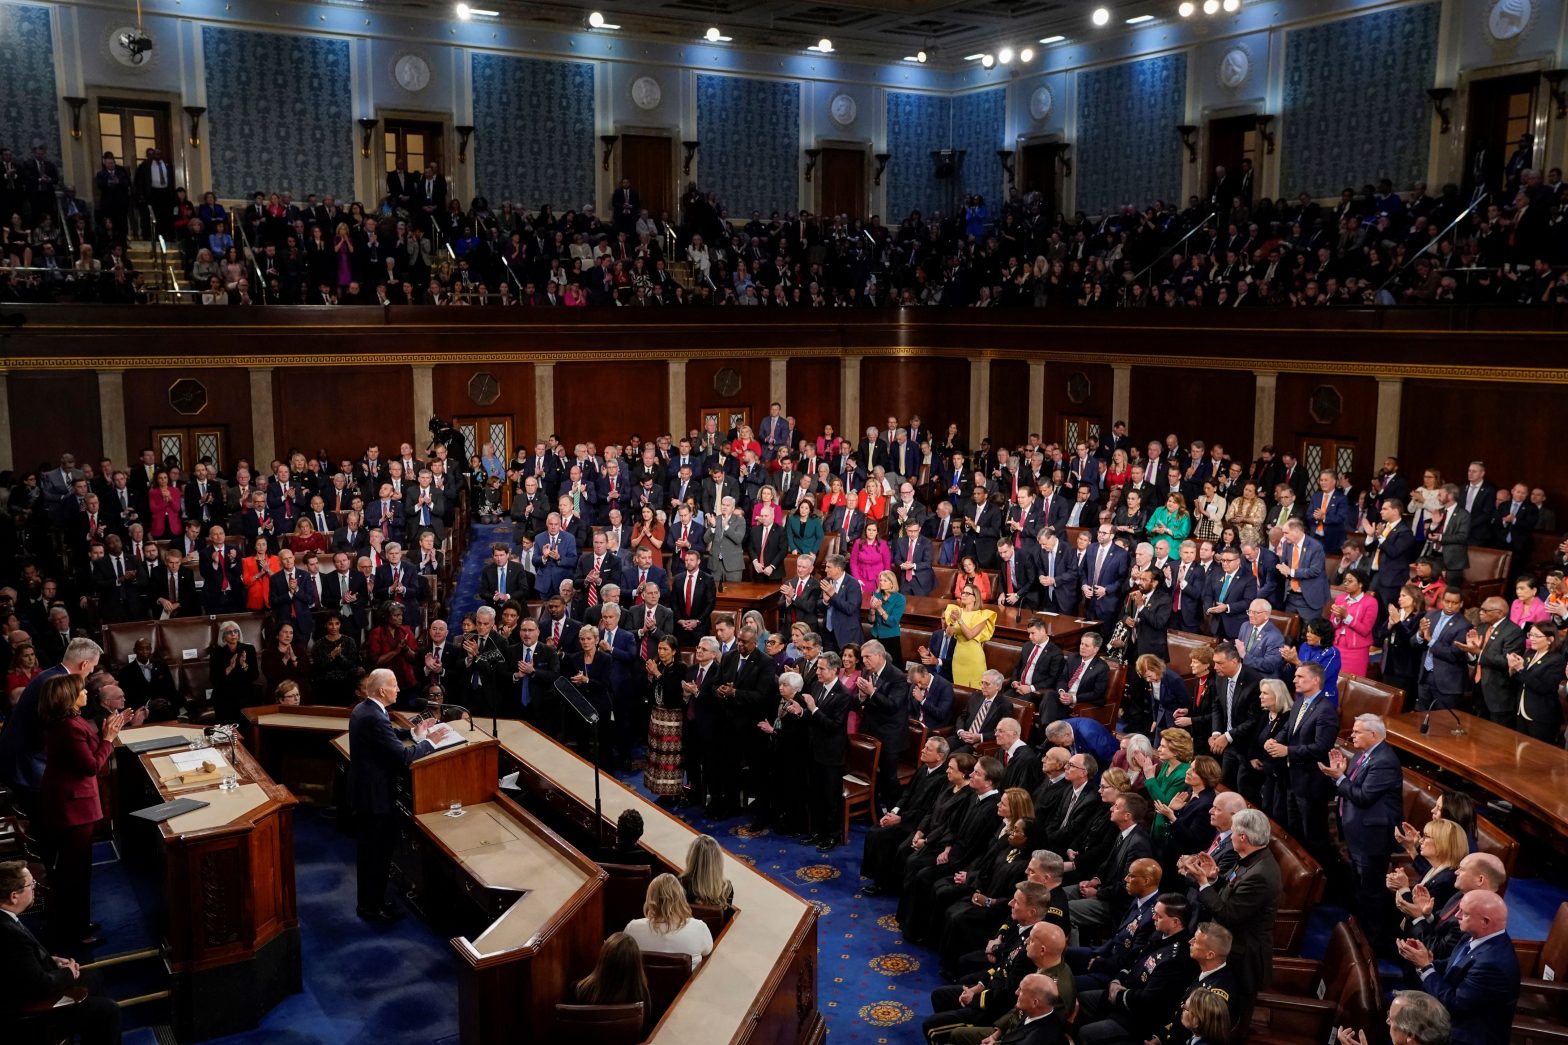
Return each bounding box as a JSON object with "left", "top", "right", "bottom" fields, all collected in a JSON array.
[
  {"left": 1205, "top": 114, "right": 1256, "bottom": 201},
  {"left": 1020, "top": 143, "right": 1058, "bottom": 215},
  {"left": 620, "top": 135, "right": 672, "bottom": 223},
  {"left": 819, "top": 148, "right": 866, "bottom": 220},
  {"left": 384, "top": 119, "right": 445, "bottom": 177},
  {"left": 1299, "top": 437, "right": 1355, "bottom": 482},
  {"left": 151, "top": 427, "right": 226, "bottom": 472},
  {"left": 1061, "top": 416, "right": 1101, "bottom": 451},
  {"left": 97, "top": 99, "right": 171, "bottom": 172},
  {"left": 1464, "top": 73, "right": 1537, "bottom": 198}
]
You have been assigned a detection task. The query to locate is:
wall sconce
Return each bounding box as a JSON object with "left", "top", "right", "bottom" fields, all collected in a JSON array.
[
  {"left": 599, "top": 134, "right": 619, "bottom": 171},
  {"left": 456, "top": 125, "right": 475, "bottom": 164},
  {"left": 1254, "top": 113, "right": 1276, "bottom": 155},
  {"left": 358, "top": 117, "right": 379, "bottom": 158},
  {"left": 996, "top": 149, "right": 1016, "bottom": 185},
  {"left": 873, "top": 152, "right": 890, "bottom": 186},
  {"left": 63, "top": 96, "right": 88, "bottom": 140},
  {"left": 183, "top": 106, "right": 206, "bottom": 148},
  {"left": 804, "top": 148, "right": 822, "bottom": 182},
  {"left": 1544, "top": 70, "right": 1568, "bottom": 119},
  {"left": 1175, "top": 124, "right": 1199, "bottom": 163},
  {"left": 681, "top": 140, "right": 699, "bottom": 175},
  {"left": 1426, "top": 87, "right": 1454, "bottom": 134}
]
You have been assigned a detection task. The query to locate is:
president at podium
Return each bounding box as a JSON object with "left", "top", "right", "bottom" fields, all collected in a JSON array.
[{"left": 351, "top": 668, "right": 434, "bottom": 923}]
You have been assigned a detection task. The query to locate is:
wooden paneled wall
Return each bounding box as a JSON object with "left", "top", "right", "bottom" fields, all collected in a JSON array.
[
  {"left": 553, "top": 361, "right": 667, "bottom": 449},
  {"left": 9, "top": 373, "right": 103, "bottom": 471},
  {"left": 684, "top": 359, "right": 771, "bottom": 438},
  {"left": 859, "top": 357, "right": 971, "bottom": 441}
]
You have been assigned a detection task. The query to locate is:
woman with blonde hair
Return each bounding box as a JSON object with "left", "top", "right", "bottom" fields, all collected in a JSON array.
[
  {"left": 680, "top": 834, "right": 734, "bottom": 909},
  {"left": 1249, "top": 678, "right": 1294, "bottom": 822},
  {"left": 1389, "top": 817, "right": 1467, "bottom": 932},
  {"left": 622, "top": 872, "right": 714, "bottom": 965}
]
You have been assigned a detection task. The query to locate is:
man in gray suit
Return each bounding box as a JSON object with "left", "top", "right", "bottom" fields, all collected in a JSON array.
[
  {"left": 40, "top": 453, "right": 86, "bottom": 519},
  {"left": 709, "top": 495, "right": 747, "bottom": 582},
  {"left": 1456, "top": 597, "right": 1525, "bottom": 729},
  {"left": 1420, "top": 483, "right": 1470, "bottom": 588}
]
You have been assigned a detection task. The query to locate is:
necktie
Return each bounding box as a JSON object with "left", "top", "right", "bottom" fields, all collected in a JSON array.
[
  {"left": 1289, "top": 543, "right": 1302, "bottom": 592},
  {"left": 1173, "top": 565, "right": 1184, "bottom": 610},
  {"left": 1058, "top": 787, "right": 1081, "bottom": 828},
  {"left": 1007, "top": 560, "right": 1016, "bottom": 593},
  {"left": 1066, "top": 659, "right": 1086, "bottom": 692},
  {"left": 1292, "top": 697, "right": 1312, "bottom": 736},
  {"left": 971, "top": 697, "right": 993, "bottom": 732},
  {"left": 519, "top": 646, "right": 533, "bottom": 707},
  {"left": 169, "top": 573, "right": 178, "bottom": 603},
  {"left": 1023, "top": 644, "right": 1042, "bottom": 683},
  {"left": 685, "top": 573, "right": 696, "bottom": 614},
  {"left": 113, "top": 556, "right": 123, "bottom": 579},
  {"left": 1093, "top": 548, "right": 1106, "bottom": 585},
  {"left": 1338, "top": 751, "right": 1368, "bottom": 818}
]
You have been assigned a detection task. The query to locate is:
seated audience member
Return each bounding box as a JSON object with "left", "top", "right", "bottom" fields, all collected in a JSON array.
[
  {"left": 680, "top": 834, "right": 734, "bottom": 910},
  {"left": 0, "top": 860, "right": 123, "bottom": 1045},
  {"left": 568, "top": 931, "right": 652, "bottom": 1020},
  {"left": 595, "top": 808, "right": 656, "bottom": 867},
  {"left": 622, "top": 873, "right": 715, "bottom": 967}
]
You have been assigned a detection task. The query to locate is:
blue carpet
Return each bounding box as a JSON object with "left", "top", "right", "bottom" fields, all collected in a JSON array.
[{"left": 447, "top": 523, "right": 512, "bottom": 626}]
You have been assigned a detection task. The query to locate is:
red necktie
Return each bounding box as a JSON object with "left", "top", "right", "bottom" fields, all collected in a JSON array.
[
  {"left": 686, "top": 574, "right": 696, "bottom": 614},
  {"left": 1173, "top": 566, "right": 1183, "bottom": 610},
  {"left": 1023, "top": 644, "right": 1041, "bottom": 682},
  {"left": 1067, "top": 659, "right": 1086, "bottom": 690}
]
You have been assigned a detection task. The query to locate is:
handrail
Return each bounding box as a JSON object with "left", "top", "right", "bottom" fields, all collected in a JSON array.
[
  {"left": 232, "top": 211, "right": 267, "bottom": 293},
  {"left": 156, "top": 233, "right": 183, "bottom": 303},
  {"left": 54, "top": 190, "right": 78, "bottom": 261},
  {"left": 1124, "top": 209, "right": 1219, "bottom": 294},
  {"left": 1375, "top": 186, "right": 1488, "bottom": 296}
]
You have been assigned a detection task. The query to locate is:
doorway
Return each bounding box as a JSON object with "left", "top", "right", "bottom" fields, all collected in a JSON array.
[
  {"left": 819, "top": 148, "right": 867, "bottom": 220},
  {"left": 620, "top": 135, "right": 672, "bottom": 223},
  {"left": 1206, "top": 114, "right": 1257, "bottom": 204},
  {"left": 152, "top": 427, "right": 227, "bottom": 473},
  {"left": 1298, "top": 437, "right": 1355, "bottom": 482},
  {"left": 1061, "top": 415, "right": 1101, "bottom": 451},
  {"left": 97, "top": 99, "right": 172, "bottom": 171},
  {"left": 384, "top": 119, "right": 445, "bottom": 177},
  {"left": 1465, "top": 73, "right": 1538, "bottom": 198},
  {"left": 1019, "top": 142, "right": 1059, "bottom": 216}
]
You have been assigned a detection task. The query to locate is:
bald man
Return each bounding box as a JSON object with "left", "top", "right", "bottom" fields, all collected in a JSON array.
[
  {"left": 948, "top": 924, "right": 1073, "bottom": 1045},
  {"left": 1456, "top": 597, "right": 1524, "bottom": 729},
  {"left": 1398, "top": 851, "right": 1507, "bottom": 966},
  {"left": 1397, "top": 889, "right": 1519, "bottom": 1045}
]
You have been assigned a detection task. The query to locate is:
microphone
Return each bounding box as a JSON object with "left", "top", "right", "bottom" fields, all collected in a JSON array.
[{"left": 1419, "top": 712, "right": 1430, "bottom": 736}]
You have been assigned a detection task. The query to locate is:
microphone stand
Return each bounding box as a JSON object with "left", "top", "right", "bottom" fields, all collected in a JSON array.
[
  {"left": 418, "top": 699, "right": 476, "bottom": 732},
  {"left": 1420, "top": 706, "right": 1467, "bottom": 737},
  {"left": 554, "top": 675, "right": 606, "bottom": 848}
]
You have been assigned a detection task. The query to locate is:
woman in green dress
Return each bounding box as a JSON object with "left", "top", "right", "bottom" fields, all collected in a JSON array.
[{"left": 1142, "top": 727, "right": 1194, "bottom": 848}]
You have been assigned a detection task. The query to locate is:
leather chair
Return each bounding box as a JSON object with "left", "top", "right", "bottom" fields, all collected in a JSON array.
[
  {"left": 598, "top": 862, "right": 652, "bottom": 933},
  {"left": 1166, "top": 630, "right": 1218, "bottom": 676},
  {"left": 898, "top": 720, "right": 929, "bottom": 786},
  {"left": 1267, "top": 610, "right": 1301, "bottom": 646},
  {"left": 689, "top": 901, "right": 730, "bottom": 940},
  {"left": 1516, "top": 902, "right": 1568, "bottom": 1024},
  {"left": 931, "top": 566, "right": 958, "bottom": 599},
  {"left": 1266, "top": 819, "right": 1325, "bottom": 953},
  {"left": 1335, "top": 675, "right": 1403, "bottom": 740},
  {"left": 1073, "top": 662, "right": 1124, "bottom": 729},
  {"left": 1397, "top": 765, "right": 1520, "bottom": 878},
  {"left": 229, "top": 611, "right": 269, "bottom": 651},
  {"left": 984, "top": 638, "right": 1024, "bottom": 677},
  {"left": 640, "top": 950, "right": 694, "bottom": 1027},
  {"left": 1250, "top": 916, "right": 1377, "bottom": 1043},
  {"left": 1463, "top": 547, "right": 1512, "bottom": 604},
  {"left": 100, "top": 619, "right": 159, "bottom": 667},
  {"left": 16, "top": 985, "right": 89, "bottom": 1045},
  {"left": 553, "top": 1002, "right": 645, "bottom": 1045},
  {"left": 158, "top": 615, "right": 218, "bottom": 668},
  {"left": 975, "top": 696, "right": 1036, "bottom": 758},
  {"left": 841, "top": 734, "right": 882, "bottom": 843}
]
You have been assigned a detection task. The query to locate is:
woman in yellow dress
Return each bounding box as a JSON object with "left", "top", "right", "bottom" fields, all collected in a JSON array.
[{"left": 943, "top": 584, "right": 996, "bottom": 688}]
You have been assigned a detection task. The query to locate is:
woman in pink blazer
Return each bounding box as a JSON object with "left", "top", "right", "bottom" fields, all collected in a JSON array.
[
  {"left": 146, "top": 470, "right": 183, "bottom": 538},
  {"left": 849, "top": 519, "right": 892, "bottom": 593},
  {"left": 1330, "top": 569, "right": 1378, "bottom": 678},
  {"left": 39, "top": 672, "right": 123, "bottom": 945}
]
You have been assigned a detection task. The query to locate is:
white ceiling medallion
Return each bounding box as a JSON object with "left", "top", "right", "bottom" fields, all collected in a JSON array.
[
  {"left": 1487, "top": 0, "right": 1533, "bottom": 41},
  {"left": 1029, "top": 84, "right": 1054, "bottom": 121},
  {"left": 829, "top": 92, "right": 857, "bottom": 126},
  {"left": 1217, "top": 47, "right": 1250, "bottom": 89},
  {"left": 630, "top": 75, "right": 663, "bottom": 111},
  {"left": 392, "top": 53, "right": 432, "bottom": 93}
]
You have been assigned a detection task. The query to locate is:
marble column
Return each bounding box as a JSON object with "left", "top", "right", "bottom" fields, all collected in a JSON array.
[
  {"left": 969, "top": 359, "right": 991, "bottom": 441},
  {"left": 1028, "top": 361, "right": 1046, "bottom": 439},
  {"left": 0, "top": 374, "right": 11, "bottom": 471},
  {"left": 770, "top": 358, "right": 789, "bottom": 417},
  {"left": 1252, "top": 371, "right": 1278, "bottom": 460},
  {"left": 1374, "top": 378, "right": 1403, "bottom": 464},
  {"left": 97, "top": 370, "right": 127, "bottom": 466},
  {"left": 534, "top": 363, "right": 555, "bottom": 440},
  {"left": 841, "top": 356, "right": 862, "bottom": 439},
  {"left": 668, "top": 360, "right": 687, "bottom": 436},
  {"left": 249, "top": 367, "right": 275, "bottom": 467},
  {"left": 410, "top": 365, "right": 433, "bottom": 448},
  {"left": 1110, "top": 364, "right": 1131, "bottom": 430}
]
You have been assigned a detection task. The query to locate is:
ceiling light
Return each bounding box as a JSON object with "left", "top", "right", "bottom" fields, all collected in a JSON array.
[
  {"left": 1039, "top": 35, "right": 1065, "bottom": 43},
  {"left": 705, "top": 25, "right": 721, "bottom": 41},
  {"left": 454, "top": 3, "right": 497, "bottom": 18},
  {"left": 1091, "top": 7, "right": 1111, "bottom": 26},
  {"left": 1178, "top": 1, "right": 1195, "bottom": 14},
  {"left": 807, "top": 38, "right": 833, "bottom": 52},
  {"left": 455, "top": 3, "right": 471, "bottom": 19},
  {"left": 1019, "top": 47, "right": 1034, "bottom": 62},
  {"left": 1203, "top": 0, "right": 1219, "bottom": 12},
  {"left": 964, "top": 53, "right": 986, "bottom": 61},
  {"left": 981, "top": 53, "right": 995, "bottom": 68},
  {"left": 916, "top": 49, "right": 927, "bottom": 62},
  {"left": 1125, "top": 14, "right": 1154, "bottom": 23},
  {"left": 588, "top": 11, "right": 604, "bottom": 27},
  {"left": 998, "top": 46, "right": 1014, "bottom": 64},
  {"left": 1222, "top": 0, "right": 1240, "bottom": 10}
]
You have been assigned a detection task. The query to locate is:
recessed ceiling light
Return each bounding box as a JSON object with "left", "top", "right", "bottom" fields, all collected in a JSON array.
[
  {"left": 1091, "top": 7, "right": 1111, "bottom": 26},
  {"left": 705, "top": 25, "right": 721, "bottom": 41},
  {"left": 904, "top": 52, "right": 928, "bottom": 63},
  {"left": 454, "top": 3, "right": 496, "bottom": 18},
  {"left": 964, "top": 53, "right": 986, "bottom": 61},
  {"left": 1222, "top": 0, "right": 1240, "bottom": 10},
  {"left": 1039, "top": 35, "right": 1065, "bottom": 44},
  {"left": 819, "top": 38, "right": 833, "bottom": 52},
  {"left": 1125, "top": 14, "right": 1154, "bottom": 23},
  {"left": 1019, "top": 47, "right": 1034, "bottom": 62},
  {"left": 981, "top": 53, "right": 995, "bottom": 68},
  {"left": 1178, "top": 2, "right": 1195, "bottom": 15},
  {"left": 1202, "top": 0, "right": 1220, "bottom": 12},
  {"left": 997, "top": 46, "right": 1014, "bottom": 64}
]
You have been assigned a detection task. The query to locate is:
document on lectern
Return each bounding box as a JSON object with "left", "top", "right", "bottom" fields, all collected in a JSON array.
[{"left": 422, "top": 721, "right": 468, "bottom": 752}]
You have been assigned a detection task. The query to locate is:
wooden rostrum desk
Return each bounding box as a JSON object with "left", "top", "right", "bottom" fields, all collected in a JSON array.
[{"left": 111, "top": 722, "right": 302, "bottom": 1040}]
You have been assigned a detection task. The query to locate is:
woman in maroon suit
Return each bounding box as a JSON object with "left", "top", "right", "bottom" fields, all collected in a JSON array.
[{"left": 38, "top": 673, "right": 124, "bottom": 946}]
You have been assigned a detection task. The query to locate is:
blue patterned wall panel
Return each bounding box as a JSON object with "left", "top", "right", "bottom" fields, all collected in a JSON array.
[
  {"left": 1075, "top": 53, "right": 1187, "bottom": 216},
  {"left": 886, "top": 91, "right": 952, "bottom": 221},
  {"left": 952, "top": 88, "right": 1006, "bottom": 204},
  {"left": 472, "top": 54, "right": 595, "bottom": 211},
  {"left": 0, "top": 3, "right": 60, "bottom": 162},
  {"left": 695, "top": 74, "right": 799, "bottom": 218},
  {"left": 202, "top": 26, "right": 353, "bottom": 198},
  {"left": 1280, "top": 3, "right": 1439, "bottom": 197}
]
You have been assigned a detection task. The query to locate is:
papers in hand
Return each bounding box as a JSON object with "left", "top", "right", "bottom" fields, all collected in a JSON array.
[{"left": 423, "top": 722, "right": 468, "bottom": 752}]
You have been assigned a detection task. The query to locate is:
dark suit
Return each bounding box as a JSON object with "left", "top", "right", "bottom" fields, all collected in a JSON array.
[
  {"left": 148, "top": 563, "right": 199, "bottom": 618},
  {"left": 1208, "top": 667, "right": 1262, "bottom": 794},
  {"left": 1516, "top": 650, "right": 1567, "bottom": 742},
  {"left": 373, "top": 561, "right": 422, "bottom": 621},
  {"left": 671, "top": 567, "right": 717, "bottom": 645},
  {"left": 0, "top": 912, "right": 122, "bottom": 1044},
  {"left": 1281, "top": 693, "right": 1339, "bottom": 861},
  {"left": 860, "top": 764, "right": 948, "bottom": 889},
  {"left": 348, "top": 698, "right": 434, "bottom": 911},
  {"left": 858, "top": 664, "right": 911, "bottom": 805},
  {"left": 1056, "top": 654, "right": 1109, "bottom": 715},
  {"left": 1027, "top": 544, "right": 1079, "bottom": 614},
  {"left": 953, "top": 690, "right": 1009, "bottom": 745},
  {"left": 1473, "top": 618, "right": 1526, "bottom": 728},
  {"left": 914, "top": 673, "right": 956, "bottom": 730},
  {"left": 806, "top": 680, "right": 853, "bottom": 838},
  {"left": 823, "top": 573, "right": 863, "bottom": 651},
  {"left": 479, "top": 562, "right": 528, "bottom": 605},
  {"left": 1081, "top": 542, "right": 1129, "bottom": 624},
  {"left": 747, "top": 522, "right": 787, "bottom": 581},
  {"left": 1414, "top": 609, "right": 1470, "bottom": 711},
  {"left": 1417, "top": 931, "right": 1519, "bottom": 1045},
  {"left": 1197, "top": 846, "right": 1281, "bottom": 995},
  {"left": 890, "top": 534, "right": 935, "bottom": 596},
  {"left": 1334, "top": 741, "right": 1403, "bottom": 947},
  {"left": 1363, "top": 520, "right": 1417, "bottom": 607},
  {"left": 1011, "top": 640, "right": 1065, "bottom": 715},
  {"left": 322, "top": 569, "right": 370, "bottom": 632}
]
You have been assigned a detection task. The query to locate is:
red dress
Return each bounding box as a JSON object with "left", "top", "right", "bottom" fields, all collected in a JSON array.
[
  {"left": 147, "top": 485, "right": 183, "bottom": 537},
  {"left": 40, "top": 715, "right": 113, "bottom": 827},
  {"left": 365, "top": 624, "right": 417, "bottom": 688}
]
